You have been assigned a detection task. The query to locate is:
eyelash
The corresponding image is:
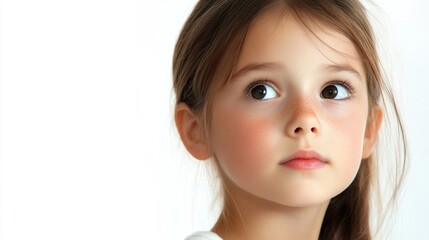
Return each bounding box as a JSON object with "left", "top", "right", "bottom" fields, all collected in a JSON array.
[
  {"left": 245, "top": 78, "right": 355, "bottom": 101},
  {"left": 329, "top": 80, "right": 355, "bottom": 101},
  {"left": 244, "top": 79, "right": 273, "bottom": 102}
]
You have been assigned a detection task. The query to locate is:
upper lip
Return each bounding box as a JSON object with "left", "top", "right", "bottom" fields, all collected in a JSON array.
[{"left": 279, "top": 149, "right": 328, "bottom": 164}]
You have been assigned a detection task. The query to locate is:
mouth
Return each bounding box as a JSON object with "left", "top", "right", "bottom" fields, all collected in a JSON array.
[{"left": 279, "top": 149, "right": 328, "bottom": 170}]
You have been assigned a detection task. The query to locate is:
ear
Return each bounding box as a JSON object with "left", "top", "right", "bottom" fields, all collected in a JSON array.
[
  {"left": 174, "top": 102, "right": 211, "bottom": 160},
  {"left": 362, "top": 105, "right": 383, "bottom": 159}
]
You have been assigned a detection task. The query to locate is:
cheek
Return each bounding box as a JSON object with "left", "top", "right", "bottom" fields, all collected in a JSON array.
[
  {"left": 212, "top": 111, "right": 277, "bottom": 182},
  {"left": 328, "top": 108, "right": 367, "bottom": 185},
  {"left": 332, "top": 113, "right": 366, "bottom": 147}
]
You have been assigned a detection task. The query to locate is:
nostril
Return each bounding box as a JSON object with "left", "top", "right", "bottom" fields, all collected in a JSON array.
[{"left": 294, "top": 127, "right": 316, "bottom": 134}]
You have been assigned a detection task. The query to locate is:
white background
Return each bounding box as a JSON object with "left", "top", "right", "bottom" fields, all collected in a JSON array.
[{"left": 0, "top": 0, "right": 427, "bottom": 239}]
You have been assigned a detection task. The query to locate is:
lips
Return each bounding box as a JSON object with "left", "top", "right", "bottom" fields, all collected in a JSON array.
[{"left": 279, "top": 149, "right": 328, "bottom": 170}]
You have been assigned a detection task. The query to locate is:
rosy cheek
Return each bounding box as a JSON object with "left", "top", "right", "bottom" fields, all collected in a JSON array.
[
  {"left": 213, "top": 112, "right": 275, "bottom": 181},
  {"left": 328, "top": 109, "right": 367, "bottom": 179}
]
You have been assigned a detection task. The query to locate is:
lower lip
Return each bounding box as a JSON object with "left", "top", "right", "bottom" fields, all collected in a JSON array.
[{"left": 280, "top": 158, "right": 327, "bottom": 170}]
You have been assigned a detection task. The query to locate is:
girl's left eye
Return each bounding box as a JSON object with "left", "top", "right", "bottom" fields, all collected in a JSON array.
[
  {"left": 320, "top": 81, "right": 354, "bottom": 101},
  {"left": 246, "top": 80, "right": 278, "bottom": 101}
]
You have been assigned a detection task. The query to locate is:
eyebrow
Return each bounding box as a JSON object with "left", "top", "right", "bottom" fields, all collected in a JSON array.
[
  {"left": 321, "top": 63, "right": 362, "bottom": 80},
  {"left": 231, "top": 62, "right": 283, "bottom": 80},
  {"left": 231, "top": 62, "right": 362, "bottom": 81}
]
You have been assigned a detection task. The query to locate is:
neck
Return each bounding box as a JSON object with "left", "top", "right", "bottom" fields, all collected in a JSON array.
[{"left": 211, "top": 180, "right": 330, "bottom": 240}]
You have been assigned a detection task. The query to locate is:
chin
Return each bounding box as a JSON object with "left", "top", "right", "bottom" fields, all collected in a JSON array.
[{"left": 267, "top": 189, "right": 334, "bottom": 208}]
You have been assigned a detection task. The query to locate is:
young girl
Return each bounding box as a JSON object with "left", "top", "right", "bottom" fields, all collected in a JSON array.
[{"left": 173, "top": 0, "right": 408, "bottom": 239}]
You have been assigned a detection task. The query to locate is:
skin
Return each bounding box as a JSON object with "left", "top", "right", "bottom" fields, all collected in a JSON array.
[{"left": 175, "top": 6, "right": 383, "bottom": 240}]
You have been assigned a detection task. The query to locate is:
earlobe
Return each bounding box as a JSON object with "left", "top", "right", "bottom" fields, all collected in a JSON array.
[
  {"left": 174, "top": 102, "right": 211, "bottom": 160},
  {"left": 362, "top": 105, "right": 383, "bottom": 159}
]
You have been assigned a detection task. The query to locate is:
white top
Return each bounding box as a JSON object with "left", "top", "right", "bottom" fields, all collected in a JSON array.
[{"left": 184, "top": 231, "right": 223, "bottom": 240}]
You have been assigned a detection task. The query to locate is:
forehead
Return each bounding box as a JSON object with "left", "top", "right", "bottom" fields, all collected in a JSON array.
[{"left": 233, "top": 6, "right": 364, "bottom": 78}]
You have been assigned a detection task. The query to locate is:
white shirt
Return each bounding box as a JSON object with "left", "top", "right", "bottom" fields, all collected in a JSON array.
[{"left": 184, "top": 231, "right": 223, "bottom": 240}]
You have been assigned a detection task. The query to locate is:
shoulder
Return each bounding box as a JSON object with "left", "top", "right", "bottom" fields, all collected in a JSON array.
[{"left": 184, "top": 231, "right": 223, "bottom": 240}]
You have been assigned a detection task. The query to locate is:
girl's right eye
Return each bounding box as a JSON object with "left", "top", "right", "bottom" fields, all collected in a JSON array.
[{"left": 246, "top": 80, "right": 278, "bottom": 101}]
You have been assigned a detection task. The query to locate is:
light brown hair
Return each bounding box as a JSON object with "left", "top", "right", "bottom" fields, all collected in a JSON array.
[{"left": 172, "top": 0, "right": 408, "bottom": 239}]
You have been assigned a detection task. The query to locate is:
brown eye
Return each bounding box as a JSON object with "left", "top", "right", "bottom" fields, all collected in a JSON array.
[
  {"left": 251, "top": 85, "right": 267, "bottom": 99},
  {"left": 321, "top": 83, "right": 350, "bottom": 100},
  {"left": 248, "top": 83, "right": 277, "bottom": 100},
  {"left": 321, "top": 85, "right": 338, "bottom": 99}
]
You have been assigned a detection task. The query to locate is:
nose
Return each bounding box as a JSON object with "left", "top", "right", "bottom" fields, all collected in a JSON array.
[{"left": 285, "top": 99, "right": 320, "bottom": 138}]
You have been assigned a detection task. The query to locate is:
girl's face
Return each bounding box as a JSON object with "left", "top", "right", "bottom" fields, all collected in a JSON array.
[{"left": 210, "top": 8, "right": 370, "bottom": 207}]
